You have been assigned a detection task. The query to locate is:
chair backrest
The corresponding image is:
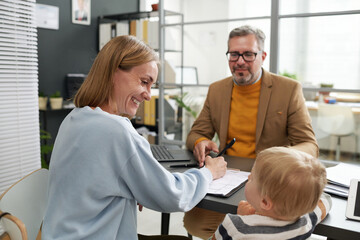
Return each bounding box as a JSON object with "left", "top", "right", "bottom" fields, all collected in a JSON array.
[
  {"left": 0, "top": 169, "right": 49, "bottom": 240},
  {"left": 317, "top": 103, "right": 355, "bottom": 136},
  {"left": 0, "top": 212, "right": 27, "bottom": 240}
]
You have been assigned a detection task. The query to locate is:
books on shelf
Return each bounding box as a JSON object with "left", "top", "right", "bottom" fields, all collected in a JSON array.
[
  {"left": 116, "top": 21, "right": 129, "bottom": 36},
  {"left": 99, "top": 23, "right": 112, "bottom": 50},
  {"left": 149, "top": 96, "right": 157, "bottom": 126},
  {"left": 135, "top": 101, "right": 145, "bottom": 124},
  {"left": 324, "top": 163, "right": 360, "bottom": 198},
  {"left": 147, "top": 20, "right": 159, "bottom": 49},
  {"left": 143, "top": 100, "right": 151, "bottom": 125},
  {"left": 135, "top": 96, "right": 158, "bottom": 126},
  {"left": 142, "top": 19, "right": 149, "bottom": 44},
  {"left": 208, "top": 169, "right": 250, "bottom": 198},
  {"left": 99, "top": 19, "right": 159, "bottom": 51}
]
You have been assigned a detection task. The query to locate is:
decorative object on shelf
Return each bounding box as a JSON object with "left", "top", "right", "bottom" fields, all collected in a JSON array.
[
  {"left": 72, "top": 0, "right": 91, "bottom": 25},
  {"left": 173, "top": 92, "right": 197, "bottom": 119},
  {"left": 99, "top": 10, "right": 184, "bottom": 145},
  {"left": 302, "top": 82, "right": 317, "bottom": 101},
  {"left": 38, "top": 91, "right": 48, "bottom": 110},
  {"left": 319, "top": 83, "right": 334, "bottom": 96},
  {"left": 151, "top": 3, "right": 158, "bottom": 11},
  {"left": 49, "top": 91, "right": 63, "bottom": 110}
]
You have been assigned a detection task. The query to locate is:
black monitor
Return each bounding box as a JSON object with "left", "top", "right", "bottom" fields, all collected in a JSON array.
[{"left": 65, "top": 74, "right": 86, "bottom": 100}]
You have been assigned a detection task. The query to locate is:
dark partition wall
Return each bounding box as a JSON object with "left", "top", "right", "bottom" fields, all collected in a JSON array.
[
  {"left": 37, "top": 0, "right": 138, "bottom": 163},
  {"left": 37, "top": 0, "right": 138, "bottom": 95}
]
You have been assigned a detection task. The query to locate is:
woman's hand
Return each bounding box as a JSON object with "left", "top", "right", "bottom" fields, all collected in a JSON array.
[{"left": 204, "top": 156, "right": 227, "bottom": 180}]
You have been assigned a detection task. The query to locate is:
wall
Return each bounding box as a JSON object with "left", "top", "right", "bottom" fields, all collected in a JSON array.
[
  {"left": 37, "top": 0, "right": 138, "bottom": 96},
  {"left": 37, "top": 0, "right": 138, "bottom": 159}
]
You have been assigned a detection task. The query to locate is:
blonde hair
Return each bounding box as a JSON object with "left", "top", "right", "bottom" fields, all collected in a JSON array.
[
  {"left": 254, "top": 147, "right": 327, "bottom": 219},
  {"left": 74, "top": 35, "right": 159, "bottom": 108}
]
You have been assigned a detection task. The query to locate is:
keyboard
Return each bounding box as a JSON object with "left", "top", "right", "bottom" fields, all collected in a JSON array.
[{"left": 151, "top": 145, "right": 174, "bottom": 160}]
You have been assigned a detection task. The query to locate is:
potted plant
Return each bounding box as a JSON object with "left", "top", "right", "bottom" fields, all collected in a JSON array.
[
  {"left": 172, "top": 92, "right": 197, "bottom": 119},
  {"left": 40, "top": 128, "right": 53, "bottom": 169},
  {"left": 49, "top": 91, "right": 63, "bottom": 110},
  {"left": 38, "top": 91, "right": 48, "bottom": 110},
  {"left": 319, "top": 83, "right": 333, "bottom": 96},
  {"left": 280, "top": 70, "right": 298, "bottom": 80}
]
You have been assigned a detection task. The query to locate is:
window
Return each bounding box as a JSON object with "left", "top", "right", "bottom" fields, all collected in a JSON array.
[
  {"left": 280, "top": 0, "right": 360, "bottom": 15},
  {"left": 143, "top": 0, "right": 360, "bottom": 162},
  {"left": 0, "top": 0, "right": 40, "bottom": 194},
  {"left": 278, "top": 2, "right": 360, "bottom": 89}
]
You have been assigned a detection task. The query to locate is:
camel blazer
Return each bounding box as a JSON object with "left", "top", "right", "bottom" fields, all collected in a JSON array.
[{"left": 186, "top": 69, "right": 319, "bottom": 158}]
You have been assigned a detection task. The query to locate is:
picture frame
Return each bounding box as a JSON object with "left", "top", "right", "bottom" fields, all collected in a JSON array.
[
  {"left": 72, "top": 0, "right": 91, "bottom": 25},
  {"left": 35, "top": 3, "right": 59, "bottom": 30}
]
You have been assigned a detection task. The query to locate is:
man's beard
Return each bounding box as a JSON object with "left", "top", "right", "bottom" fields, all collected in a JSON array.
[{"left": 232, "top": 66, "right": 254, "bottom": 85}]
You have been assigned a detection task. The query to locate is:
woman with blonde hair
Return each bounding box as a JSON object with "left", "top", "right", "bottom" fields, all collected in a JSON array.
[{"left": 42, "top": 35, "right": 227, "bottom": 240}]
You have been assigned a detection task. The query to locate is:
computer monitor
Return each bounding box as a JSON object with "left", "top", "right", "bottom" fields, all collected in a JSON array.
[
  {"left": 65, "top": 73, "right": 86, "bottom": 99},
  {"left": 175, "top": 66, "right": 198, "bottom": 85}
]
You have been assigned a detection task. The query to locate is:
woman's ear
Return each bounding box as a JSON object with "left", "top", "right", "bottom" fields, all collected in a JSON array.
[{"left": 260, "top": 195, "right": 273, "bottom": 211}]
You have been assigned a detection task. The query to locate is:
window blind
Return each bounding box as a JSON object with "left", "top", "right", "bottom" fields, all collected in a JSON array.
[{"left": 0, "top": 0, "right": 40, "bottom": 194}]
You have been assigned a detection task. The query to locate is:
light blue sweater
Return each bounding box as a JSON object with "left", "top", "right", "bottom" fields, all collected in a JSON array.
[{"left": 42, "top": 107, "right": 212, "bottom": 240}]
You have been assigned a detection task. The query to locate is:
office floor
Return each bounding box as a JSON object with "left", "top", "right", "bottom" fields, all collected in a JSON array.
[
  {"left": 137, "top": 208, "right": 200, "bottom": 239},
  {"left": 137, "top": 208, "right": 327, "bottom": 240}
]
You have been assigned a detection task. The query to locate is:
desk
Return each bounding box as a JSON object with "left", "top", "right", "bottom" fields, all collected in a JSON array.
[
  {"left": 306, "top": 100, "right": 360, "bottom": 114},
  {"left": 161, "top": 155, "right": 360, "bottom": 240}
]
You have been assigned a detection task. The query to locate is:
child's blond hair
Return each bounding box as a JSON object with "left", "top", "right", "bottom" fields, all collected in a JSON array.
[{"left": 254, "top": 147, "right": 327, "bottom": 220}]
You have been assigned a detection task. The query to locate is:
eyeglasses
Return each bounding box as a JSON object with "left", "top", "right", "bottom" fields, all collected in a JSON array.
[{"left": 226, "top": 51, "right": 262, "bottom": 62}]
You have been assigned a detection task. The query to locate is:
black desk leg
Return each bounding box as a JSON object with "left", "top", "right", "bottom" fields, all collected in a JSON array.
[{"left": 161, "top": 213, "right": 170, "bottom": 235}]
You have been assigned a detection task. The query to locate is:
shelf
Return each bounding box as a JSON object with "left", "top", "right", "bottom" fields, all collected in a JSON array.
[
  {"left": 99, "top": 8, "right": 184, "bottom": 145},
  {"left": 99, "top": 10, "right": 182, "bottom": 22}
]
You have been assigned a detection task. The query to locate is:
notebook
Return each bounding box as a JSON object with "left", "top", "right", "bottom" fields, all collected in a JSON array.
[
  {"left": 207, "top": 169, "right": 250, "bottom": 198},
  {"left": 150, "top": 145, "right": 192, "bottom": 162}
]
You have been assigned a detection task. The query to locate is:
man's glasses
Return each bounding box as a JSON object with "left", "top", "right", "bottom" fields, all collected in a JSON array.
[{"left": 226, "top": 51, "right": 261, "bottom": 62}]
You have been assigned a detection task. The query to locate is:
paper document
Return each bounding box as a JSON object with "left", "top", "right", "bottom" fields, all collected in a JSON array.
[
  {"left": 208, "top": 169, "right": 250, "bottom": 198},
  {"left": 324, "top": 163, "right": 360, "bottom": 198},
  {"left": 326, "top": 163, "right": 360, "bottom": 187},
  {"left": 324, "top": 183, "right": 348, "bottom": 198}
]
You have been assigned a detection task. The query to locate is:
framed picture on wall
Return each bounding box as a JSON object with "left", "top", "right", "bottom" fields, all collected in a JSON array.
[{"left": 72, "top": 0, "right": 91, "bottom": 25}]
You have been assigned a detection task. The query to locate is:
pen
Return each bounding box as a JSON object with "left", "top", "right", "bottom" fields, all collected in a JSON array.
[
  {"left": 217, "top": 138, "right": 236, "bottom": 157},
  {"left": 170, "top": 163, "right": 198, "bottom": 168}
]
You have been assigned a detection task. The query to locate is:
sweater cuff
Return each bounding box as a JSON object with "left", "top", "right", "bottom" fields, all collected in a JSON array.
[
  {"left": 194, "top": 137, "right": 209, "bottom": 148},
  {"left": 199, "top": 166, "right": 213, "bottom": 182}
]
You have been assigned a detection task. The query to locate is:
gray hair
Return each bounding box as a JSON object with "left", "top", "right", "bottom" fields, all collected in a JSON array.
[{"left": 228, "top": 25, "right": 266, "bottom": 51}]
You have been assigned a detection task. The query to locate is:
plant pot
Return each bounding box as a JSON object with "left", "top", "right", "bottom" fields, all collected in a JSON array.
[
  {"left": 319, "top": 83, "right": 333, "bottom": 96},
  {"left": 38, "top": 97, "right": 48, "bottom": 110},
  {"left": 50, "top": 97, "right": 63, "bottom": 110},
  {"left": 151, "top": 3, "right": 158, "bottom": 11}
]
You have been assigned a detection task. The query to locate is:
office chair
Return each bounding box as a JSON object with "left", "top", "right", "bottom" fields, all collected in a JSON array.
[
  {"left": 317, "top": 103, "right": 356, "bottom": 161},
  {"left": 0, "top": 212, "right": 27, "bottom": 240},
  {"left": 0, "top": 169, "right": 49, "bottom": 240}
]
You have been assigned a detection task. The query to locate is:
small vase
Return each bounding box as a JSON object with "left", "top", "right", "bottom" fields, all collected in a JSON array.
[
  {"left": 38, "top": 97, "right": 48, "bottom": 110},
  {"left": 50, "top": 97, "right": 63, "bottom": 110}
]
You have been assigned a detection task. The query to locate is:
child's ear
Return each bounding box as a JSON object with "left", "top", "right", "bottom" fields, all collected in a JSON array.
[{"left": 260, "top": 196, "right": 273, "bottom": 211}]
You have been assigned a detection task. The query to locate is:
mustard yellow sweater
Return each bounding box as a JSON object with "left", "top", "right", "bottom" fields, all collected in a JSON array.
[{"left": 226, "top": 80, "right": 261, "bottom": 158}]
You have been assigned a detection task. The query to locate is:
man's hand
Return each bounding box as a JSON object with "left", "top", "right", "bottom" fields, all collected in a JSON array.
[
  {"left": 237, "top": 201, "right": 256, "bottom": 215},
  {"left": 193, "top": 140, "right": 219, "bottom": 167},
  {"left": 204, "top": 156, "right": 227, "bottom": 180}
]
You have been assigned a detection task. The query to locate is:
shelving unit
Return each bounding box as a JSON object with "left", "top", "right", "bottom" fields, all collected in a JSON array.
[{"left": 98, "top": 9, "right": 185, "bottom": 145}]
